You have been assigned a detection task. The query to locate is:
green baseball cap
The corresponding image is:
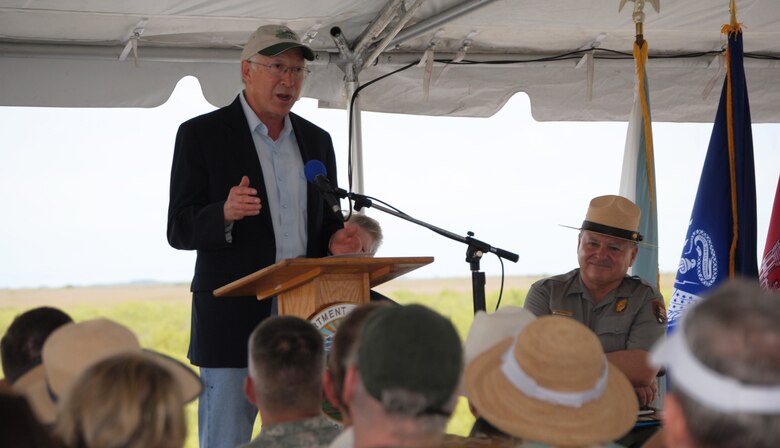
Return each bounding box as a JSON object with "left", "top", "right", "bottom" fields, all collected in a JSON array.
[
  {"left": 357, "top": 304, "right": 463, "bottom": 415},
  {"left": 241, "top": 24, "right": 314, "bottom": 61}
]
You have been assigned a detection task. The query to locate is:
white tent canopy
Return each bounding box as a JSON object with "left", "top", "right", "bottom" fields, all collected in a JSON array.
[{"left": 2, "top": 0, "right": 780, "bottom": 123}]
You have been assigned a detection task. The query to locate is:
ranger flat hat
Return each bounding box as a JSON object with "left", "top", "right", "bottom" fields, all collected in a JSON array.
[{"left": 563, "top": 194, "right": 643, "bottom": 242}]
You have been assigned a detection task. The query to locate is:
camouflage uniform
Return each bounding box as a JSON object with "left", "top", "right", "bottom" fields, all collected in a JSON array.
[
  {"left": 442, "top": 433, "right": 521, "bottom": 447},
  {"left": 520, "top": 442, "right": 624, "bottom": 448},
  {"left": 240, "top": 415, "right": 342, "bottom": 448}
]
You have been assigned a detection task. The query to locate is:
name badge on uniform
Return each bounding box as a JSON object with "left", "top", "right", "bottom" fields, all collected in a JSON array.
[
  {"left": 615, "top": 298, "right": 628, "bottom": 313},
  {"left": 551, "top": 309, "right": 573, "bottom": 317}
]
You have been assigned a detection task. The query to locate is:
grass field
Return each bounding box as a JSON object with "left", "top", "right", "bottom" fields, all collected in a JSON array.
[{"left": 0, "top": 274, "right": 675, "bottom": 447}]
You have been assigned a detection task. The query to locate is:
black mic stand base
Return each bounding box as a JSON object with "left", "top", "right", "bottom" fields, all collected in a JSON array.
[
  {"left": 471, "top": 271, "right": 486, "bottom": 314},
  {"left": 467, "top": 238, "right": 487, "bottom": 314}
]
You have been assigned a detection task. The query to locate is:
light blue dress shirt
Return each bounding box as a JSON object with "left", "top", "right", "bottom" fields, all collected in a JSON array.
[{"left": 237, "top": 92, "right": 308, "bottom": 263}]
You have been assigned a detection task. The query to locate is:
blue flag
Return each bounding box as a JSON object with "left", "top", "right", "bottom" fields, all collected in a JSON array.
[{"left": 667, "top": 26, "right": 758, "bottom": 332}]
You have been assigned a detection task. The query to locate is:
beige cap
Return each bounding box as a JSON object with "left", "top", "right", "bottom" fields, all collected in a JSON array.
[{"left": 241, "top": 24, "right": 314, "bottom": 61}]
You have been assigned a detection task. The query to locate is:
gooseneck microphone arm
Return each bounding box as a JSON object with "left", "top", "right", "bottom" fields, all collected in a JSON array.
[{"left": 349, "top": 192, "right": 519, "bottom": 314}]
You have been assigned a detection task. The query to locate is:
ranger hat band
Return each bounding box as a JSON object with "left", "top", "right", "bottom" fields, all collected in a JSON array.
[
  {"left": 581, "top": 220, "right": 643, "bottom": 242},
  {"left": 561, "top": 195, "right": 644, "bottom": 243}
]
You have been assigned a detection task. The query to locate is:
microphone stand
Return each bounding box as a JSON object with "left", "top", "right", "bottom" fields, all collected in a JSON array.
[{"left": 348, "top": 192, "right": 519, "bottom": 314}]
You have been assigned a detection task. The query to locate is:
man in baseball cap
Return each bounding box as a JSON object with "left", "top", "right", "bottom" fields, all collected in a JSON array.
[
  {"left": 339, "top": 304, "right": 463, "bottom": 447},
  {"left": 168, "top": 20, "right": 349, "bottom": 448}
]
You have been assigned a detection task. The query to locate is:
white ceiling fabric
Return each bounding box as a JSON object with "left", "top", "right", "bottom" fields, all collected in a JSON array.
[{"left": 1, "top": 0, "right": 779, "bottom": 122}]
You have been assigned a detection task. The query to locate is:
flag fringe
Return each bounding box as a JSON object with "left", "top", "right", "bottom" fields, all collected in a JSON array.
[
  {"left": 633, "top": 41, "right": 657, "bottom": 215},
  {"left": 724, "top": 24, "right": 742, "bottom": 277}
]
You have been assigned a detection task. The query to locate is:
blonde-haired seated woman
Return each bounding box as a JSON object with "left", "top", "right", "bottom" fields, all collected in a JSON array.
[{"left": 54, "top": 353, "right": 189, "bottom": 448}]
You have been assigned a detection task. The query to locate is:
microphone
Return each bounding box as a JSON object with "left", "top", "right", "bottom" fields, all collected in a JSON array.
[{"left": 304, "top": 160, "right": 346, "bottom": 221}]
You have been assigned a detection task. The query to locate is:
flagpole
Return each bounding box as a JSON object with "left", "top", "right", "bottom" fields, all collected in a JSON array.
[
  {"left": 725, "top": 0, "right": 741, "bottom": 277},
  {"left": 619, "top": 0, "right": 660, "bottom": 288}
]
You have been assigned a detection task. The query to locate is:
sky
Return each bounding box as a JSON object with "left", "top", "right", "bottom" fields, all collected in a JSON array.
[{"left": 1, "top": 76, "right": 778, "bottom": 289}]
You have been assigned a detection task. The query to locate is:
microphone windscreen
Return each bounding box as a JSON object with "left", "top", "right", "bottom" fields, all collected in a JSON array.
[{"left": 304, "top": 160, "right": 327, "bottom": 183}]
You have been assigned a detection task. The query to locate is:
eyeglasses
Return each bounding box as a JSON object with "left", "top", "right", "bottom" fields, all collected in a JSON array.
[{"left": 248, "top": 60, "right": 310, "bottom": 78}]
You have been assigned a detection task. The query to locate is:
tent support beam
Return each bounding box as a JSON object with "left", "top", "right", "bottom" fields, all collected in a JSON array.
[
  {"left": 10, "top": 43, "right": 777, "bottom": 70},
  {"left": 352, "top": 0, "right": 407, "bottom": 67},
  {"left": 386, "top": 0, "right": 502, "bottom": 49},
  {"left": 361, "top": 0, "right": 427, "bottom": 70}
]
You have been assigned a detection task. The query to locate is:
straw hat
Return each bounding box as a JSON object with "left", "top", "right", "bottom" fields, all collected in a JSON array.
[
  {"left": 466, "top": 316, "right": 638, "bottom": 447},
  {"left": 563, "top": 195, "right": 643, "bottom": 243},
  {"left": 13, "top": 319, "right": 202, "bottom": 424}
]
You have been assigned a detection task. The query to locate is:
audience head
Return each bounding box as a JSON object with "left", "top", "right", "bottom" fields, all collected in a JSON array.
[
  {"left": 466, "top": 315, "right": 638, "bottom": 447},
  {"left": 651, "top": 280, "right": 780, "bottom": 448},
  {"left": 345, "top": 214, "right": 383, "bottom": 255},
  {"left": 346, "top": 304, "right": 463, "bottom": 446},
  {"left": 54, "top": 353, "right": 188, "bottom": 448},
  {"left": 245, "top": 315, "right": 325, "bottom": 421},
  {"left": 330, "top": 213, "right": 384, "bottom": 256},
  {"left": 323, "top": 302, "right": 389, "bottom": 424},
  {"left": 14, "top": 318, "right": 202, "bottom": 424},
  {"left": 1, "top": 306, "right": 72, "bottom": 383}
]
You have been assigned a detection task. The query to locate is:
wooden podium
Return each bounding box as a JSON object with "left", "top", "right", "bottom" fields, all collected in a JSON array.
[{"left": 214, "top": 256, "right": 433, "bottom": 319}]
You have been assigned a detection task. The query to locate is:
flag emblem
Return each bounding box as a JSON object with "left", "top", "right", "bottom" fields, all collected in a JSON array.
[
  {"left": 759, "top": 239, "right": 779, "bottom": 290},
  {"left": 760, "top": 176, "right": 780, "bottom": 291},
  {"left": 678, "top": 229, "right": 719, "bottom": 287}
]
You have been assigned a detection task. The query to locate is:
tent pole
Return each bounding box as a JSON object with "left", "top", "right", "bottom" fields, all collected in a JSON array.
[{"left": 346, "top": 79, "right": 365, "bottom": 195}]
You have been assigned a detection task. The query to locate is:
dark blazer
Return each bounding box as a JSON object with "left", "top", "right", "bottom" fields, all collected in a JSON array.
[{"left": 167, "top": 95, "right": 342, "bottom": 367}]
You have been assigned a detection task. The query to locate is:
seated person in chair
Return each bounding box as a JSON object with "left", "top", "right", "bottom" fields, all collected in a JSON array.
[{"left": 523, "top": 195, "right": 666, "bottom": 408}]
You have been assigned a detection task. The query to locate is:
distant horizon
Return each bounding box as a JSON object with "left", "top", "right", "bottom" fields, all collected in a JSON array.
[{"left": 0, "top": 270, "right": 683, "bottom": 292}]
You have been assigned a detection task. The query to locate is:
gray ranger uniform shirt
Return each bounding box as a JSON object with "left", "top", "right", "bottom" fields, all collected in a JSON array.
[{"left": 523, "top": 269, "right": 666, "bottom": 353}]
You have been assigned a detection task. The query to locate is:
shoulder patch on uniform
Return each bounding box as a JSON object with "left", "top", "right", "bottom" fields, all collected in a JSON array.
[{"left": 652, "top": 300, "right": 667, "bottom": 324}]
